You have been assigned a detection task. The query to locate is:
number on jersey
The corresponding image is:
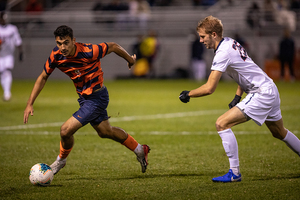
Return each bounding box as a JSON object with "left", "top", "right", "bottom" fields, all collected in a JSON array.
[{"left": 232, "top": 40, "right": 248, "bottom": 61}]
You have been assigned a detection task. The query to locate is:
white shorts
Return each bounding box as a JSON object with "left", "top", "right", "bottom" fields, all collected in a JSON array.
[
  {"left": 236, "top": 84, "right": 282, "bottom": 126},
  {"left": 0, "top": 55, "right": 14, "bottom": 73}
]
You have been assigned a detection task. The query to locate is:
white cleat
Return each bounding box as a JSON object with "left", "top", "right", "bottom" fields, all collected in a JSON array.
[
  {"left": 50, "top": 156, "right": 67, "bottom": 175},
  {"left": 136, "top": 145, "right": 150, "bottom": 173}
]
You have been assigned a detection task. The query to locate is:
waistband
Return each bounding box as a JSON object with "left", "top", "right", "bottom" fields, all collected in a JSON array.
[
  {"left": 79, "top": 85, "right": 106, "bottom": 98},
  {"left": 93, "top": 85, "right": 106, "bottom": 93}
]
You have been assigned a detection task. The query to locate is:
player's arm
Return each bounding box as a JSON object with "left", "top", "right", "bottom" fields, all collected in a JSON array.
[
  {"left": 18, "top": 44, "right": 23, "bottom": 61},
  {"left": 190, "top": 70, "right": 222, "bottom": 97},
  {"left": 235, "top": 85, "right": 243, "bottom": 96},
  {"left": 228, "top": 85, "right": 243, "bottom": 109},
  {"left": 179, "top": 70, "right": 222, "bottom": 103},
  {"left": 106, "top": 42, "right": 136, "bottom": 69},
  {"left": 24, "top": 70, "right": 49, "bottom": 124}
]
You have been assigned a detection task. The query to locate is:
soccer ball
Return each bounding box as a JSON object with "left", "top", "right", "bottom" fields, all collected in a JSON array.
[{"left": 29, "top": 163, "right": 54, "bottom": 186}]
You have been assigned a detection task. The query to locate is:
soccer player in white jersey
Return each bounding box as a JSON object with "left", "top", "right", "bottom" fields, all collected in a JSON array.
[
  {"left": 0, "top": 12, "right": 23, "bottom": 101},
  {"left": 179, "top": 16, "right": 300, "bottom": 183}
]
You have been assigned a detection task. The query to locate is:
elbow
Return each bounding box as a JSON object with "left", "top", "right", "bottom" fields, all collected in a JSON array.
[
  {"left": 206, "top": 88, "right": 215, "bottom": 95},
  {"left": 110, "top": 42, "right": 117, "bottom": 47},
  {"left": 108, "top": 42, "right": 118, "bottom": 50}
]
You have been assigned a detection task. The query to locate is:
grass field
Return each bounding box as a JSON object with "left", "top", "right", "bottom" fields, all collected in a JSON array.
[{"left": 0, "top": 79, "right": 299, "bottom": 200}]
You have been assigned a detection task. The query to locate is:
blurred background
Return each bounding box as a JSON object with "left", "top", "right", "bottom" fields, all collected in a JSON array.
[{"left": 1, "top": 0, "right": 300, "bottom": 81}]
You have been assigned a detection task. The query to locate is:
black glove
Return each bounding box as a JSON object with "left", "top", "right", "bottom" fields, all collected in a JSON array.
[
  {"left": 179, "top": 90, "right": 190, "bottom": 103},
  {"left": 228, "top": 95, "right": 241, "bottom": 109}
]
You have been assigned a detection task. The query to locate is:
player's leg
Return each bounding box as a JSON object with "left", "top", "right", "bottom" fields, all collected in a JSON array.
[
  {"left": 212, "top": 106, "right": 248, "bottom": 182},
  {"left": 93, "top": 120, "right": 150, "bottom": 173},
  {"left": 265, "top": 119, "right": 300, "bottom": 156},
  {"left": 0, "top": 69, "right": 12, "bottom": 101},
  {"left": 50, "top": 116, "right": 82, "bottom": 174},
  {"left": 287, "top": 59, "right": 295, "bottom": 80},
  {"left": 60, "top": 116, "right": 82, "bottom": 148},
  {"left": 93, "top": 119, "right": 128, "bottom": 143},
  {"left": 280, "top": 59, "right": 285, "bottom": 80}
]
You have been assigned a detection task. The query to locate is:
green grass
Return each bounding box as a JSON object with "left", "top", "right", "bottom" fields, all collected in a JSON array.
[{"left": 0, "top": 79, "right": 299, "bottom": 200}]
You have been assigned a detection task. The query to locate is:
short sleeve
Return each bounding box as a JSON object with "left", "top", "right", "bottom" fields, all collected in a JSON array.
[
  {"left": 96, "top": 43, "right": 108, "bottom": 59},
  {"left": 43, "top": 50, "right": 57, "bottom": 75},
  {"left": 211, "top": 50, "right": 231, "bottom": 72}
]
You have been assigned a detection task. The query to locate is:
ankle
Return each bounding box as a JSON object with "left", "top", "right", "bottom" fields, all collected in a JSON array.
[{"left": 231, "top": 166, "right": 240, "bottom": 176}]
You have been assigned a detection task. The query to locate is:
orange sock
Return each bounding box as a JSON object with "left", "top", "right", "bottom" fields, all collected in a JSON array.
[
  {"left": 59, "top": 141, "right": 73, "bottom": 159},
  {"left": 122, "top": 134, "right": 138, "bottom": 151}
]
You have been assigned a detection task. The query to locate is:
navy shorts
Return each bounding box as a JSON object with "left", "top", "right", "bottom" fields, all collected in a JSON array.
[{"left": 73, "top": 86, "right": 109, "bottom": 126}]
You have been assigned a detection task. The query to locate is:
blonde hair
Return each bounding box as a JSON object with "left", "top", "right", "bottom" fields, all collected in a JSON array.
[{"left": 197, "top": 16, "right": 223, "bottom": 37}]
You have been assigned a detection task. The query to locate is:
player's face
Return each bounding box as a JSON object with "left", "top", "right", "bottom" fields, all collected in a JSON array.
[
  {"left": 198, "top": 28, "right": 216, "bottom": 50},
  {"left": 55, "top": 36, "right": 76, "bottom": 57}
]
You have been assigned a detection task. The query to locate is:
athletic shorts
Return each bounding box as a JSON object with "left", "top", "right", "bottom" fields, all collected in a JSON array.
[
  {"left": 73, "top": 86, "right": 109, "bottom": 126},
  {"left": 236, "top": 84, "right": 282, "bottom": 126},
  {"left": 0, "top": 55, "right": 14, "bottom": 72}
]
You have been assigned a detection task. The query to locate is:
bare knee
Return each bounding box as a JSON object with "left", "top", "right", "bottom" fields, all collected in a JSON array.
[
  {"left": 60, "top": 124, "right": 74, "bottom": 140},
  {"left": 215, "top": 117, "right": 227, "bottom": 132}
]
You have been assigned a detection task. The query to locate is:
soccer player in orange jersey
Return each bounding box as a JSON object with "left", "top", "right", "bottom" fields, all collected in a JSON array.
[{"left": 23, "top": 25, "right": 150, "bottom": 175}]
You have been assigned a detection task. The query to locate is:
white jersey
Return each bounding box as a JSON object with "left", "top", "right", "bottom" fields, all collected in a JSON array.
[
  {"left": 0, "top": 24, "right": 22, "bottom": 71},
  {"left": 211, "top": 37, "right": 273, "bottom": 94},
  {"left": 0, "top": 24, "right": 22, "bottom": 57}
]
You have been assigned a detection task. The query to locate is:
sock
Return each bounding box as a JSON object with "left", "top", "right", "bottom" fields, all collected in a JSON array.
[
  {"left": 122, "top": 134, "right": 139, "bottom": 152},
  {"left": 1, "top": 70, "right": 12, "bottom": 98},
  {"left": 58, "top": 141, "right": 73, "bottom": 159},
  {"left": 218, "top": 129, "right": 240, "bottom": 175},
  {"left": 282, "top": 130, "right": 300, "bottom": 156},
  {"left": 231, "top": 166, "right": 240, "bottom": 176},
  {"left": 134, "top": 144, "right": 143, "bottom": 156}
]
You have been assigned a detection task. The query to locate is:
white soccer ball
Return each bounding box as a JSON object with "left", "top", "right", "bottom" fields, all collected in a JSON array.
[{"left": 29, "top": 163, "right": 54, "bottom": 186}]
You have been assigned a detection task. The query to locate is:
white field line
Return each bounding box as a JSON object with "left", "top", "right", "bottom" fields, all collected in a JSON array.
[
  {"left": 0, "top": 105, "right": 298, "bottom": 132},
  {"left": 1, "top": 130, "right": 299, "bottom": 135},
  {"left": 0, "top": 110, "right": 224, "bottom": 131}
]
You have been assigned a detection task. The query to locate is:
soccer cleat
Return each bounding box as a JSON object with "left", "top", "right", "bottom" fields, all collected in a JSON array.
[
  {"left": 3, "top": 94, "right": 11, "bottom": 101},
  {"left": 136, "top": 145, "right": 150, "bottom": 173},
  {"left": 212, "top": 169, "right": 242, "bottom": 183},
  {"left": 50, "top": 157, "right": 67, "bottom": 175}
]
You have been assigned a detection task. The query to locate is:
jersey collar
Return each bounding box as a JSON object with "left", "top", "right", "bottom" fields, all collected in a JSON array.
[{"left": 214, "top": 38, "right": 224, "bottom": 53}]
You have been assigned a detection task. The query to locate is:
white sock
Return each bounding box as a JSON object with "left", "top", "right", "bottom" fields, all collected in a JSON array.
[
  {"left": 231, "top": 166, "right": 240, "bottom": 176},
  {"left": 282, "top": 130, "right": 300, "bottom": 156},
  {"left": 1, "top": 70, "right": 12, "bottom": 98},
  {"left": 218, "top": 129, "right": 240, "bottom": 175},
  {"left": 133, "top": 144, "right": 143, "bottom": 156},
  {"left": 57, "top": 155, "right": 66, "bottom": 161}
]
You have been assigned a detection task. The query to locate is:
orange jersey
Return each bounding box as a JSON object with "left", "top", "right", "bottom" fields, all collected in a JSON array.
[{"left": 44, "top": 42, "right": 108, "bottom": 95}]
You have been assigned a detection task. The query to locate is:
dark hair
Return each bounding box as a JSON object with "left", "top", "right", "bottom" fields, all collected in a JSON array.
[{"left": 54, "top": 25, "right": 73, "bottom": 39}]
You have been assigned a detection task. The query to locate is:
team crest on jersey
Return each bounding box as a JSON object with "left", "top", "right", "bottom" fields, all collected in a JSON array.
[
  {"left": 232, "top": 40, "right": 248, "bottom": 61},
  {"left": 75, "top": 69, "right": 81, "bottom": 76}
]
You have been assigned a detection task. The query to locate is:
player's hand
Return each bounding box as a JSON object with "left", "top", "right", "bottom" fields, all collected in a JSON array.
[
  {"left": 228, "top": 95, "right": 241, "bottom": 109},
  {"left": 128, "top": 54, "right": 136, "bottom": 69},
  {"left": 179, "top": 90, "right": 190, "bottom": 103},
  {"left": 24, "top": 105, "right": 34, "bottom": 124}
]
